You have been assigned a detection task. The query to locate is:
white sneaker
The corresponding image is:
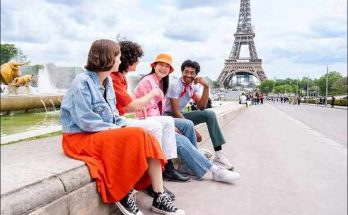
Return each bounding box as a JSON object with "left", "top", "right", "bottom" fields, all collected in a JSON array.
[
  {"left": 213, "top": 151, "right": 234, "bottom": 170},
  {"left": 199, "top": 148, "right": 214, "bottom": 161},
  {"left": 212, "top": 167, "right": 240, "bottom": 183}
]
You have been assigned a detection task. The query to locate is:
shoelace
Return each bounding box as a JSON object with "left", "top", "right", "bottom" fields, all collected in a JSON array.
[
  {"left": 127, "top": 190, "right": 139, "bottom": 213},
  {"left": 217, "top": 152, "right": 228, "bottom": 162},
  {"left": 157, "top": 193, "right": 177, "bottom": 211}
]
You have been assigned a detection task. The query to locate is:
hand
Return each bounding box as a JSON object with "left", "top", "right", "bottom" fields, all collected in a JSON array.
[
  {"left": 194, "top": 77, "right": 209, "bottom": 88},
  {"left": 150, "top": 88, "right": 164, "bottom": 99},
  {"left": 195, "top": 129, "right": 202, "bottom": 142},
  {"left": 175, "top": 127, "right": 181, "bottom": 134}
]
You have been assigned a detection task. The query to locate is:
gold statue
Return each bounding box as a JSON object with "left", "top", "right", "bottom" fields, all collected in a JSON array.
[
  {"left": 12, "top": 74, "right": 33, "bottom": 87},
  {"left": 0, "top": 61, "right": 31, "bottom": 85}
]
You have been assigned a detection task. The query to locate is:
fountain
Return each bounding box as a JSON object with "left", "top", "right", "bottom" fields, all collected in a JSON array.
[
  {"left": 0, "top": 62, "right": 64, "bottom": 114},
  {"left": 0, "top": 62, "right": 86, "bottom": 144}
]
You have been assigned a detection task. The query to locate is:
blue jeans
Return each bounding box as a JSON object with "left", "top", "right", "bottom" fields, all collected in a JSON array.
[{"left": 174, "top": 118, "right": 212, "bottom": 178}]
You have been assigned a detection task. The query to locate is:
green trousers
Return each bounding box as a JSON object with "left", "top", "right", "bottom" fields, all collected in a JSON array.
[{"left": 183, "top": 109, "right": 225, "bottom": 148}]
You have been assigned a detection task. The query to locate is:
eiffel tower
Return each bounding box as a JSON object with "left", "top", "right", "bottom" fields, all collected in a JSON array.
[{"left": 217, "top": 0, "right": 266, "bottom": 88}]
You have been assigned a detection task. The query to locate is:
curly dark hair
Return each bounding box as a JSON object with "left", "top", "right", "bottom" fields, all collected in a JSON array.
[
  {"left": 181, "top": 59, "right": 200, "bottom": 74},
  {"left": 118, "top": 41, "right": 144, "bottom": 73}
]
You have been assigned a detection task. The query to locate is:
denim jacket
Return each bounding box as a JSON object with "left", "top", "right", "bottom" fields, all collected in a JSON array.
[{"left": 60, "top": 70, "right": 128, "bottom": 133}]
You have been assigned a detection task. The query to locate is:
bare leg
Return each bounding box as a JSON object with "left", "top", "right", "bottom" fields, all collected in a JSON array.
[{"left": 147, "top": 158, "right": 164, "bottom": 193}]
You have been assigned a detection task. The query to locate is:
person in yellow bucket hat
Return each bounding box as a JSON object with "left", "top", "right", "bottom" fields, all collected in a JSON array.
[{"left": 150, "top": 53, "right": 175, "bottom": 73}]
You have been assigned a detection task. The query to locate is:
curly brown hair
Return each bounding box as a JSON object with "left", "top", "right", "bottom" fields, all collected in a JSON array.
[
  {"left": 118, "top": 41, "right": 144, "bottom": 73},
  {"left": 85, "top": 39, "right": 120, "bottom": 72}
]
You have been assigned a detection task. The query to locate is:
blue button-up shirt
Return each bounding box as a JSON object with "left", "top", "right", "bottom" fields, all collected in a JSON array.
[{"left": 60, "top": 70, "right": 128, "bottom": 133}]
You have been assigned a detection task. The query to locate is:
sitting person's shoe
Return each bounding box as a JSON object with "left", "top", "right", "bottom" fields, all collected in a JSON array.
[
  {"left": 199, "top": 148, "right": 214, "bottom": 161},
  {"left": 163, "top": 169, "right": 191, "bottom": 182},
  {"left": 152, "top": 192, "right": 185, "bottom": 215},
  {"left": 115, "top": 189, "right": 143, "bottom": 215},
  {"left": 143, "top": 185, "right": 175, "bottom": 200},
  {"left": 212, "top": 167, "right": 240, "bottom": 183},
  {"left": 213, "top": 151, "right": 234, "bottom": 171}
]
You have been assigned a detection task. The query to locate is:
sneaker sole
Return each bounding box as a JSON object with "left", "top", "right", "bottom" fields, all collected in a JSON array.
[
  {"left": 213, "top": 175, "right": 240, "bottom": 183},
  {"left": 115, "top": 202, "right": 142, "bottom": 215},
  {"left": 163, "top": 177, "right": 191, "bottom": 183},
  {"left": 152, "top": 206, "right": 185, "bottom": 215}
]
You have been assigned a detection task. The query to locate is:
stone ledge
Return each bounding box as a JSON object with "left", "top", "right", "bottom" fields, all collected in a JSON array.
[{"left": 1, "top": 102, "right": 245, "bottom": 215}]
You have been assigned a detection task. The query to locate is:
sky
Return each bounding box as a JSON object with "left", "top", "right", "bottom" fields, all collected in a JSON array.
[{"left": 1, "top": 0, "right": 347, "bottom": 80}]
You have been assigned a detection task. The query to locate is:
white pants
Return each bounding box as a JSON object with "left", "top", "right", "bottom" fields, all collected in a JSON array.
[{"left": 127, "top": 116, "right": 177, "bottom": 160}]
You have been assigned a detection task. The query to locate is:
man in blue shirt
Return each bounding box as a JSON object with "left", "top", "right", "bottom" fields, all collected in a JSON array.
[{"left": 164, "top": 60, "right": 234, "bottom": 171}]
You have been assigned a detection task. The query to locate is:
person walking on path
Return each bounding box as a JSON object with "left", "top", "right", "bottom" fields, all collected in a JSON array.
[
  {"left": 164, "top": 59, "right": 235, "bottom": 171},
  {"left": 60, "top": 39, "right": 184, "bottom": 215},
  {"left": 331, "top": 96, "right": 336, "bottom": 108},
  {"left": 260, "top": 92, "right": 264, "bottom": 105},
  {"left": 134, "top": 53, "right": 240, "bottom": 184}
]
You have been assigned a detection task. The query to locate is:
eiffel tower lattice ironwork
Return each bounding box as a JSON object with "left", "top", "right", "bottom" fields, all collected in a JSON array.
[{"left": 217, "top": 0, "right": 266, "bottom": 88}]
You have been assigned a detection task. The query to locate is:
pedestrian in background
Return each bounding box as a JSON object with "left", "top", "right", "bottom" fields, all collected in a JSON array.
[{"left": 331, "top": 96, "right": 335, "bottom": 108}]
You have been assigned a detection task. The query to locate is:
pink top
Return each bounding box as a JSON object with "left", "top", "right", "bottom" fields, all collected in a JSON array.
[{"left": 133, "top": 73, "right": 165, "bottom": 118}]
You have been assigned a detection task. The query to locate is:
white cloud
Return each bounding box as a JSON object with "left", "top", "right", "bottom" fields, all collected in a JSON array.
[{"left": 1, "top": 0, "right": 346, "bottom": 80}]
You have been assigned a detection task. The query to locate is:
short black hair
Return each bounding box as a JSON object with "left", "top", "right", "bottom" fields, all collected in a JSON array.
[
  {"left": 181, "top": 59, "right": 200, "bottom": 73},
  {"left": 118, "top": 41, "right": 144, "bottom": 73}
]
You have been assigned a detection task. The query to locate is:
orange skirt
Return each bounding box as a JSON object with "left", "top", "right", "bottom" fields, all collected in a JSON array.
[{"left": 62, "top": 127, "right": 166, "bottom": 203}]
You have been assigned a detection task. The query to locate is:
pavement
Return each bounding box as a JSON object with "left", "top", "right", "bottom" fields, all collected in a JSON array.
[
  {"left": 271, "top": 102, "right": 347, "bottom": 147},
  {"left": 299, "top": 102, "right": 348, "bottom": 110},
  {"left": 135, "top": 103, "right": 346, "bottom": 215},
  {"left": 2, "top": 102, "right": 346, "bottom": 215}
]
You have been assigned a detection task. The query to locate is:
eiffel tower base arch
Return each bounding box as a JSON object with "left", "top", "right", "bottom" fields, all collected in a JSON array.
[{"left": 217, "top": 61, "right": 266, "bottom": 88}]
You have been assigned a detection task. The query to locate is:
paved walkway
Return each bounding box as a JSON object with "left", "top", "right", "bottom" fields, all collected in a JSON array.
[
  {"left": 136, "top": 103, "right": 347, "bottom": 215},
  {"left": 2, "top": 102, "right": 346, "bottom": 215}
]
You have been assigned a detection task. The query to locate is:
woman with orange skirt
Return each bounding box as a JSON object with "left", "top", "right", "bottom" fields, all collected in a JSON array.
[{"left": 60, "top": 39, "right": 185, "bottom": 215}]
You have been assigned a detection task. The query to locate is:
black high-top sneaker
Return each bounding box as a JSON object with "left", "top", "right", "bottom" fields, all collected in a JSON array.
[
  {"left": 152, "top": 192, "right": 185, "bottom": 215},
  {"left": 115, "top": 190, "right": 143, "bottom": 215},
  {"left": 143, "top": 185, "right": 176, "bottom": 200}
]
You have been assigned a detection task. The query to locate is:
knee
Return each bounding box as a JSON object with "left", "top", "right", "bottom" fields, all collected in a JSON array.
[
  {"left": 148, "top": 120, "right": 163, "bottom": 133},
  {"left": 204, "top": 110, "right": 216, "bottom": 120},
  {"left": 162, "top": 116, "right": 175, "bottom": 127},
  {"left": 184, "top": 119, "right": 194, "bottom": 128}
]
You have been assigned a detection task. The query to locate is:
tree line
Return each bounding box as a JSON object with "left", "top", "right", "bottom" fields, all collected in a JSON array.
[{"left": 258, "top": 74, "right": 347, "bottom": 96}]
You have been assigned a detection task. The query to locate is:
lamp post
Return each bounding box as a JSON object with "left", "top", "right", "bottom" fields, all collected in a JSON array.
[
  {"left": 325, "top": 66, "right": 329, "bottom": 106},
  {"left": 306, "top": 75, "right": 310, "bottom": 104},
  {"left": 296, "top": 79, "right": 299, "bottom": 96}
]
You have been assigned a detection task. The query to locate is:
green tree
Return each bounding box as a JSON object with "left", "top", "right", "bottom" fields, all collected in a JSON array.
[
  {"left": 211, "top": 80, "right": 219, "bottom": 88},
  {"left": 331, "top": 76, "right": 347, "bottom": 95},
  {"left": 0, "top": 43, "right": 27, "bottom": 65},
  {"left": 318, "top": 71, "right": 342, "bottom": 96},
  {"left": 283, "top": 84, "right": 295, "bottom": 93},
  {"left": 1, "top": 44, "right": 17, "bottom": 65},
  {"left": 259, "top": 80, "right": 275, "bottom": 94},
  {"left": 274, "top": 85, "right": 285, "bottom": 94}
]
